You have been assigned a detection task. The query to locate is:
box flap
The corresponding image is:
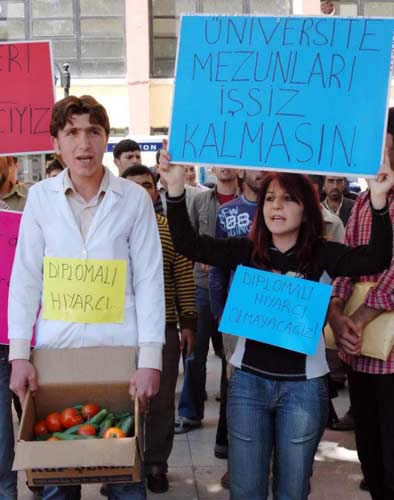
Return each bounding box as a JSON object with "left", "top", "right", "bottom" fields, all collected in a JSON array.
[
  {"left": 32, "top": 347, "right": 136, "bottom": 385},
  {"left": 13, "top": 438, "right": 137, "bottom": 470}
]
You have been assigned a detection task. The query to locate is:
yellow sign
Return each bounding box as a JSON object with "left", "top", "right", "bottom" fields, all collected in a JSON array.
[{"left": 42, "top": 257, "right": 127, "bottom": 323}]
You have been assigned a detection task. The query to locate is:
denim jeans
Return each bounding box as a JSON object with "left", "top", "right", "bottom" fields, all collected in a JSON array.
[
  {"left": 42, "top": 481, "right": 146, "bottom": 500},
  {"left": 227, "top": 369, "right": 328, "bottom": 500},
  {"left": 178, "top": 286, "right": 219, "bottom": 421},
  {"left": 0, "top": 346, "right": 17, "bottom": 500}
]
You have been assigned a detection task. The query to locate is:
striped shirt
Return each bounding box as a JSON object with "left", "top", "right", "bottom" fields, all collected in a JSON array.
[
  {"left": 332, "top": 190, "right": 394, "bottom": 374},
  {"left": 156, "top": 214, "right": 197, "bottom": 329}
]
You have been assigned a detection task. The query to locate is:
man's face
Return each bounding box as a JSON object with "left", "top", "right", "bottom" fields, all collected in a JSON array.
[
  {"left": 212, "top": 167, "right": 239, "bottom": 182},
  {"left": 243, "top": 169, "right": 265, "bottom": 193},
  {"left": 184, "top": 166, "right": 196, "bottom": 185},
  {"left": 115, "top": 150, "right": 142, "bottom": 175},
  {"left": 52, "top": 114, "right": 108, "bottom": 179},
  {"left": 386, "top": 133, "right": 394, "bottom": 170},
  {"left": 126, "top": 174, "right": 157, "bottom": 203},
  {"left": 323, "top": 176, "right": 345, "bottom": 201}
]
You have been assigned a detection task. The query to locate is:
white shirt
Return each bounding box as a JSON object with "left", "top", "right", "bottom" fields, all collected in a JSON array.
[{"left": 8, "top": 168, "right": 165, "bottom": 369}]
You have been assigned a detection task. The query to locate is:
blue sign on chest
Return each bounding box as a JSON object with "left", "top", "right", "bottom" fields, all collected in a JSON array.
[{"left": 219, "top": 265, "right": 332, "bottom": 355}]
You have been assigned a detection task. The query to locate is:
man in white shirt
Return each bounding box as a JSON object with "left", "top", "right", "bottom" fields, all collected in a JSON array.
[{"left": 8, "top": 95, "right": 165, "bottom": 500}]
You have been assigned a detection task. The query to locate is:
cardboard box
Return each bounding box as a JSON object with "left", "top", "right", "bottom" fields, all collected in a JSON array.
[{"left": 13, "top": 347, "right": 142, "bottom": 486}]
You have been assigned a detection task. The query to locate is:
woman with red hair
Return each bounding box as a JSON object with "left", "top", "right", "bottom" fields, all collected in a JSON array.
[{"left": 160, "top": 151, "right": 394, "bottom": 500}]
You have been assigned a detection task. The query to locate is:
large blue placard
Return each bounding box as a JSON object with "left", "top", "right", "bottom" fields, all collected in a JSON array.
[
  {"left": 169, "top": 15, "right": 394, "bottom": 176},
  {"left": 219, "top": 266, "right": 332, "bottom": 355}
]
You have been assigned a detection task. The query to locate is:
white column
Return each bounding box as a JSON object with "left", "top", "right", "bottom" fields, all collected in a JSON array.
[
  {"left": 125, "top": 0, "right": 151, "bottom": 135},
  {"left": 293, "top": 0, "right": 321, "bottom": 15}
]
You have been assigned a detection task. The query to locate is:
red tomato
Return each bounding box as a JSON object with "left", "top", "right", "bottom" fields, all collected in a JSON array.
[
  {"left": 102, "top": 427, "right": 126, "bottom": 439},
  {"left": 81, "top": 404, "right": 100, "bottom": 421},
  {"left": 34, "top": 420, "right": 48, "bottom": 436},
  {"left": 45, "top": 412, "right": 63, "bottom": 433},
  {"left": 60, "top": 408, "right": 83, "bottom": 429},
  {"left": 77, "top": 424, "right": 97, "bottom": 436}
]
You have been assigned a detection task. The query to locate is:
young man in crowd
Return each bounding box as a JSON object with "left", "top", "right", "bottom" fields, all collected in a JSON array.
[
  {"left": 184, "top": 165, "right": 209, "bottom": 192},
  {"left": 0, "top": 155, "right": 30, "bottom": 211},
  {"left": 113, "top": 138, "right": 142, "bottom": 176},
  {"left": 122, "top": 164, "right": 197, "bottom": 494},
  {"left": 322, "top": 175, "right": 355, "bottom": 225},
  {"left": 328, "top": 108, "right": 394, "bottom": 499},
  {"left": 175, "top": 167, "right": 239, "bottom": 434},
  {"left": 8, "top": 95, "right": 165, "bottom": 500}
]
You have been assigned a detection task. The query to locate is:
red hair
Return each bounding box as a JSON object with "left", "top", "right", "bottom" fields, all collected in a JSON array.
[{"left": 249, "top": 172, "right": 324, "bottom": 276}]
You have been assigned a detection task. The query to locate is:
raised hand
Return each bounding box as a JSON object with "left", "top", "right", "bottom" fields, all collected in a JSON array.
[
  {"left": 368, "top": 147, "right": 394, "bottom": 209},
  {"left": 158, "top": 148, "right": 186, "bottom": 197}
]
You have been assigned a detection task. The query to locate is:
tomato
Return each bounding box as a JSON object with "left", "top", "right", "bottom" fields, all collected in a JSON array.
[
  {"left": 102, "top": 427, "right": 126, "bottom": 439},
  {"left": 81, "top": 404, "right": 100, "bottom": 421},
  {"left": 60, "top": 408, "right": 83, "bottom": 429},
  {"left": 47, "top": 436, "right": 61, "bottom": 441},
  {"left": 45, "top": 412, "right": 63, "bottom": 433},
  {"left": 77, "top": 424, "right": 97, "bottom": 436},
  {"left": 34, "top": 420, "right": 48, "bottom": 436}
]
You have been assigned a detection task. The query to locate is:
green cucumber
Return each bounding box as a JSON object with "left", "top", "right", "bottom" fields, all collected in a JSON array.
[
  {"left": 119, "top": 416, "right": 134, "bottom": 437},
  {"left": 52, "top": 432, "right": 97, "bottom": 440},
  {"left": 98, "top": 414, "right": 115, "bottom": 437},
  {"left": 35, "top": 434, "right": 52, "bottom": 441},
  {"left": 87, "top": 409, "right": 108, "bottom": 425},
  {"left": 113, "top": 411, "right": 131, "bottom": 420},
  {"left": 64, "top": 423, "right": 99, "bottom": 435}
]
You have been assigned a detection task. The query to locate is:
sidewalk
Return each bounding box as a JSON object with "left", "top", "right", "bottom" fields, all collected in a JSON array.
[{"left": 17, "top": 352, "right": 369, "bottom": 499}]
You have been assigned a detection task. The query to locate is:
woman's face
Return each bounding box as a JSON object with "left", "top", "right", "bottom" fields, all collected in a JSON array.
[{"left": 263, "top": 179, "right": 304, "bottom": 244}]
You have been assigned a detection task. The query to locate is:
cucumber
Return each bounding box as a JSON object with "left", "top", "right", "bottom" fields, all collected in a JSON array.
[
  {"left": 35, "top": 434, "right": 52, "bottom": 441},
  {"left": 64, "top": 423, "right": 99, "bottom": 435},
  {"left": 98, "top": 414, "right": 114, "bottom": 438},
  {"left": 119, "top": 416, "right": 134, "bottom": 437},
  {"left": 87, "top": 409, "right": 108, "bottom": 425},
  {"left": 113, "top": 411, "right": 131, "bottom": 420},
  {"left": 52, "top": 432, "right": 97, "bottom": 440}
]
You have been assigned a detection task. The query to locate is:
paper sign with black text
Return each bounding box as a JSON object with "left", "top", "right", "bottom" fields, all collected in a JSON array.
[
  {"left": 0, "top": 210, "right": 22, "bottom": 345},
  {"left": 169, "top": 15, "right": 394, "bottom": 176},
  {"left": 219, "top": 265, "right": 332, "bottom": 355},
  {"left": 0, "top": 41, "right": 55, "bottom": 155}
]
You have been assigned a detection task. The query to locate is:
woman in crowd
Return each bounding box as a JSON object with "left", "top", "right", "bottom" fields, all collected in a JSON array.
[{"left": 159, "top": 150, "right": 394, "bottom": 500}]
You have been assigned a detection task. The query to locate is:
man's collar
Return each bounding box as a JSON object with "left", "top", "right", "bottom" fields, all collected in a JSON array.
[
  {"left": 157, "top": 179, "right": 167, "bottom": 192},
  {"left": 1, "top": 182, "right": 26, "bottom": 200},
  {"left": 322, "top": 196, "right": 343, "bottom": 215},
  {"left": 63, "top": 167, "right": 112, "bottom": 196}
]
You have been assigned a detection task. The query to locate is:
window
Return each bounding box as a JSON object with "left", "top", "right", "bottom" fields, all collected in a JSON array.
[
  {"left": 330, "top": 0, "right": 394, "bottom": 16},
  {"left": 150, "top": 0, "right": 394, "bottom": 78},
  {"left": 0, "top": 0, "right": 126, "bottom": 78},
  {"left": 150, "top": 0, "right": 291, "bottom": 78}
]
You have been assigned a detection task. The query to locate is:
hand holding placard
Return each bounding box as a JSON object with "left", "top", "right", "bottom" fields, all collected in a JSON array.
[{"left": 158, "top": 149, "right": 185, "bottom": 197}]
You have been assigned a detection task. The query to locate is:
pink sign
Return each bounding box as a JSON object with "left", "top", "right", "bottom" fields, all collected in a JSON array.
[{"left": 0, "top": 210, "right": 21, "bottom": 344}]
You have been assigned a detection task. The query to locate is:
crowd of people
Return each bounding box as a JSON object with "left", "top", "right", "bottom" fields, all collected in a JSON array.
[{"left": 1, "top": 95, "right": 394, "bottom": 500}]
